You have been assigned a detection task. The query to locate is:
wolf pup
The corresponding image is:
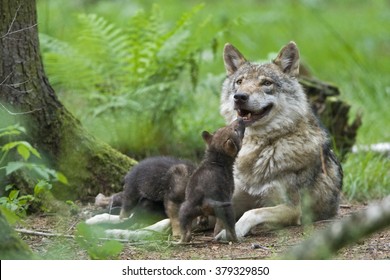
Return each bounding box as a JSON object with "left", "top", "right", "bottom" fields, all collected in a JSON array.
[
  {"left": 216, "top": 42, "right": 343, "bottom": 240},
  {"left": 179, "top": 118, "right": 245, "bottom": 243},
  {"left": 119, "top": 156, "right": 196, "bottom": 236}
]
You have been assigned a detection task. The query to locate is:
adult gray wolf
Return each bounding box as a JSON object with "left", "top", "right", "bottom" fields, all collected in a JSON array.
[
  {"left": 179, "top": 118, "right": 245, "bottom": 243},
  {"left": 215, "top": 41, "right": 342, "bottom": 240}
]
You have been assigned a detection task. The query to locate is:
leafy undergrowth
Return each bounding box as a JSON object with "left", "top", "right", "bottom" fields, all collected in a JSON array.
[{"left": 16, "top": 200, "right": 390, "bottom": 260}]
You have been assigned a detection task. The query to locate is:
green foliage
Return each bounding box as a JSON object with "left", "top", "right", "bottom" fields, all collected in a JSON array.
[
  {"left": 0, "top": 205, "right": 21, "bottom": 225},
  {"left": 75, "top": 222, "right": 123, "bottom": 260},
  {"left": 342, "top": 152, "right": 390, "bottom": 201},
  {"left": 0, "top": 124, "right": 68, "bottom": 217},
  {"left": 40, "top": 4, "right": 210, "bottom": 157},
  {"left": 0, "top": 186, "right": 34, "bottom": 217}
]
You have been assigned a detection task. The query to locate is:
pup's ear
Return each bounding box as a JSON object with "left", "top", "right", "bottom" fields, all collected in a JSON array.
[
  {"left": 273, "top": 41, "right": 300, "bottom": 77},
  {"left": 202, "top": 131, "right": 213, "bottom": 146},
  {"left": 223, "top": 43, "right": 247, "bottom": 75},
  {"left": 224, "top": 139, "right": 238, "bottom": 157}
]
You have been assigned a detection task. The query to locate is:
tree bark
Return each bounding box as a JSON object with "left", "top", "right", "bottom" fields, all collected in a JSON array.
[{"left": 0, "top": 0, "right": 136, "bottom": 200}]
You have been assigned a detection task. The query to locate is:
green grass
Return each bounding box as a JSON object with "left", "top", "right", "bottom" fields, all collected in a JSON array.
[
  {"left": 342, "top": 152, "right": 389, "bottom": 201},
  {"left": 36, "top": 0, "right": 390, "bottom": 201}
]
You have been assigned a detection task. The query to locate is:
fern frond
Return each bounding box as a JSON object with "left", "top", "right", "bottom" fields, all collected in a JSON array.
[
  {"left": 161, "top": 3, "right": 204, "bottom": 41},
  {"left": 124, "top": 9, "right": 161, "bottom": 87},
  {"left": 40, "top": 34, "right": 104, "bottom": 92},
  {"left": 76, "top": 14, "right": 130, "bottom": 93},
  {"left": 155, "top": 4, "right": 204, "bottom": 85},
  {"left": 77, "top": 14, "right": 128, "bottom": 63}
]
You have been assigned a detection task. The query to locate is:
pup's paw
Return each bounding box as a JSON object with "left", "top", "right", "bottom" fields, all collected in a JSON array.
[{"left": 214, "top": 229, "right": 227, "bottom": 241}]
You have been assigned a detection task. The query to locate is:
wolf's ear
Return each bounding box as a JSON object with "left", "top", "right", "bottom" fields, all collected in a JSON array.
[
  {"left": 223, "top": 43, "right": 247, "bottom": 75},
  {"left": 273, "top": 41, "right": 300, "bottom": 77},
  {"left": 224, "top": 139, "right": 238, "bottom": 157},
  {"left": 202, "top": 131, "right": 213, "bottom": 146}
]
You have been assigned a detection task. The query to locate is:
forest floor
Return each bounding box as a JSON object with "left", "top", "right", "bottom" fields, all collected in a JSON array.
[{"left": 17, "top": 199, "right": 390, "bottom": 260}]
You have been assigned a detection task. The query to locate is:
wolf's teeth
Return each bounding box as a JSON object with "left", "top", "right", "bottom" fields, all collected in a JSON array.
[{"left": 247, "top": 113, "right": 252, "bottom": 119}]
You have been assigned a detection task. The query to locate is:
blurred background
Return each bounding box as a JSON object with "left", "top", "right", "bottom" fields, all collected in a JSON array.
[{"left": 36, "top": 0, "right": 389, "bottom": 201}]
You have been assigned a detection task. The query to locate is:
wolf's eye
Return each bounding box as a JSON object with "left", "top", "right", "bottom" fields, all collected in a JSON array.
[
  {"left": 261, "top": 80, "right": 273, "bottom": 86},
  {"left": 235, "top": 78, "right": 243, "bottom": 85}
]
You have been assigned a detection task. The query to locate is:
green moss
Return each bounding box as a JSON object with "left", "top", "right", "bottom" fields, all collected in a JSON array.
[{"left": 51, "top": 108, "right": 137, "bottom": 201}]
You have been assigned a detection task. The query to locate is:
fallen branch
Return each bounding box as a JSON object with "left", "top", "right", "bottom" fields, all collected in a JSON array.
[
  {"left": 281, "top": 195, "right": 390, "bottom": 259},
  {"left": 15, "top": 228, "right": 156, "bottom": 245},
  {"left": 15, "top": 228, "right": 74, "bottom": 239}
]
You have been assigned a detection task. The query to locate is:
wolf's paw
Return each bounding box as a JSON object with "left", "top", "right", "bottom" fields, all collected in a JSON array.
[
  {"left": 214, "top": 213, "right": 255, "bottom": 241},
  {"left": 214, "top": 229, "right": 244, "bottom": 242},
  {"left": 104, "top": 219, "right": 172, "bottom": 241},
  {"left": 86, "top": 213, "right": 122, "bottom": 225},
  {"left": 144, "top": 218, "right": 171, "bottom": 233},
  {"left": 233, "top": 211, "right": 257, "bottom": 238},
  {"left": 105, "top": 229, "right": 153, "bottom": 240}
]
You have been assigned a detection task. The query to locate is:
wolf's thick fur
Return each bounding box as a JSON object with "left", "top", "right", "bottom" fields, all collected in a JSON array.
[
  {"left": 216, "top": 42, "right": 342, "bottom": 239},
  {"left": 117, "top": 156, "right": 195, "bottom": 235}
]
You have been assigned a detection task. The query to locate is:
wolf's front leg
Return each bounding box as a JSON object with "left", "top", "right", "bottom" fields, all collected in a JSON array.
[
  {"left": 105, "top": 218, "right": 172, "bottom": 240},
  {"left": 86, "top": 213, "right": 123, "bottom": 225},
  {"left": 215, "top": 204, "right": 301, "bottom": 240}
]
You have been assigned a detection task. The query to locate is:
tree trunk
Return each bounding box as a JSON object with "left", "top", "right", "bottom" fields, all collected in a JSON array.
[
  {"left": 300, "top": 75, "right": 361, "bottom": 160},
  {"left": 0, "top": 0, "right": 136, "bottom": 200}
]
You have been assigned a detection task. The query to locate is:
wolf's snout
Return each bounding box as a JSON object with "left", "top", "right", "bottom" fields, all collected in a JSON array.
[{"left": 234, "top": 93, "right": 249, "bottom": 104}]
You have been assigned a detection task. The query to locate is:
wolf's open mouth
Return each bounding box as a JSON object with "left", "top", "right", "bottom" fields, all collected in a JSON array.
[{"left": 236, "top": 104, "right": 273, "bottom": 124}]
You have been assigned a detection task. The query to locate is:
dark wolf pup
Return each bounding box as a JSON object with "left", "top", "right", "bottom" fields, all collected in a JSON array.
[
  {"left": 179, "top": 118, "right": 245, "bottom": 243},
  {"left": 105, "top": 156, "right": 196, "bottom": 236},
  {"left": 216, "top": 41, "right": 343, "bottom": 240}
]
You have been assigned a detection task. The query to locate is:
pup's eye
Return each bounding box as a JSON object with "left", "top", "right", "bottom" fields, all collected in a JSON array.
[{"left": 235, "top": 78, "right": 243, "bottom": 85}]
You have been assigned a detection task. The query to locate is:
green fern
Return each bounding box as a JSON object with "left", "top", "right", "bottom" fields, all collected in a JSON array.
[
  {"left": 40, "top": 4, "right": 208, "bottom": 156},
  {"left": 77, "top": 14, "right": 129, "bottom": 90},
  {"left": 40, "top": 34, "right": 105, "bottom": 93}
]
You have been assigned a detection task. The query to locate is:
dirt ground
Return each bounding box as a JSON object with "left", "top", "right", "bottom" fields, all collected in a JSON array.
[{"left": 17, "top": 201, "right": 390, "bottom": 260}]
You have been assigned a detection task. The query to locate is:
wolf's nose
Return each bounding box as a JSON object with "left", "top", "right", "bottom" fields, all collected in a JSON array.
[{"left": 234, "top": 93, "right": 249, "bottom": 103}]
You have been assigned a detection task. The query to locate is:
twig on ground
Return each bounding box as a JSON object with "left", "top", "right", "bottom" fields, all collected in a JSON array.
[
  {"left": 15, "top": 228, "right": 162, "bottom": 245},
  {"left": 15, "top": 228, "right": 74, "bottom": 239}
]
